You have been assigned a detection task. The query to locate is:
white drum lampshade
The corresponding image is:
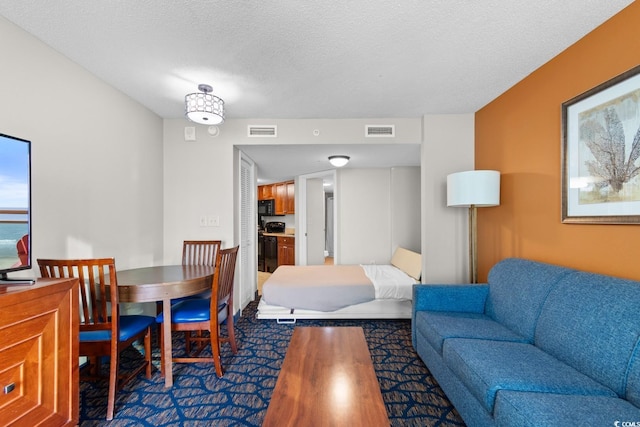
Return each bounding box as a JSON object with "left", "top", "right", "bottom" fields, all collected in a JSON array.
[{"left": 447, "top": 170, "right": 500, "bottom": 207}]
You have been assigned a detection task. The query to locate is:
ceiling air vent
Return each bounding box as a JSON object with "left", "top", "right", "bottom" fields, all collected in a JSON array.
[
  {"left": 248, "top": 125, "right": 277, "bottom": 137},
  {"left": 365, "top": 125, "right": 395, "bottom": 137}
]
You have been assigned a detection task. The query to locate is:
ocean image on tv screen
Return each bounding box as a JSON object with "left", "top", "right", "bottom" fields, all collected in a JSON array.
[{"left": 0, "top": 135, "right": 30, "bottom": 270}]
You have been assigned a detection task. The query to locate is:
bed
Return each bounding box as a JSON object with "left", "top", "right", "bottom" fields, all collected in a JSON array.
[{"left": 256, "top": 247, "right": 421, "bottom": 322}]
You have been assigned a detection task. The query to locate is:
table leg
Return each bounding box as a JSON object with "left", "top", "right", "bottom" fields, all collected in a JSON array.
[{"left": 162, "top": 298, "right": 173, "bottom": 388}]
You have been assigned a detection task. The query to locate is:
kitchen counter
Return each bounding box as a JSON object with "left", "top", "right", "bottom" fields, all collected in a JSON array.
[
  {"left": 260, "top": 232, "right": 295, "bottom": 273},
  {"left": 262, "top": 232, "right": 295, "bottom": 237}
]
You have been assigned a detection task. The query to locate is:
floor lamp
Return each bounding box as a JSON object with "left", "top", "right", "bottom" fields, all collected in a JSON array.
[{"left": 447, "top": 170, "right": 500, "bottom": 283}]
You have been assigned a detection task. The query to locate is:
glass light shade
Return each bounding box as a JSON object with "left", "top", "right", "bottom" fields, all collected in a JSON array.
[
  {"left": 185, "top": 91, "right": 225, "bottom": 125},
  {"left": 447, "top": 170, "right": 500, "bottom": 207},
  {"left": 329, "top": 155, "right": 350, "bottom": 167}
]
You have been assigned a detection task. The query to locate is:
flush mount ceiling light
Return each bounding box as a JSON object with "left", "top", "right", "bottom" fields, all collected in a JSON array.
[
  {"left": 185, "top": 84, "right": 225, "bottom": 125},
  {"left": 328, "top": 155, "right": 350, "bottom": 167}
]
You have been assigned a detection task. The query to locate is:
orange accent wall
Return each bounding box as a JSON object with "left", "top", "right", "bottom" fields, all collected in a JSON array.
[{"left": 475, "top": 2, "right": 640, "bottom": 281}]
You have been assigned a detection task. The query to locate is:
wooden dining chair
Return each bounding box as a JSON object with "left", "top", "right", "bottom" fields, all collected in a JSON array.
[
  {"left": 181, "top": 240, "right": 221, "bottom": 301},
  {"left": 38, "top": 258, "right": 155, "bottom": 421},
  {"left": 156, "top": 245, "right": 239, "bottom": 377},
  {"left": 156, "top": 240, "right": 222, "bottom": 316},
  {"left": 182, "top": 240, "right": 222, "bottom": 266}
]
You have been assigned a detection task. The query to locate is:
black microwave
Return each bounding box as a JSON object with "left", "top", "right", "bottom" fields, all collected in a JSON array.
[{"left": 258, "top": 199, "right": 275, "bottom": 216}]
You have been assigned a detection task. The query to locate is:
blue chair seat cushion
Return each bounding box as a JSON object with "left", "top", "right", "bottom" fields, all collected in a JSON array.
[
  {"left": 79, "top": 315, "right": 155, "bottom": 342},
  {"left": 443, "top": 338, "right": 617, "bottom": 413},
  {"left": 156, "top": 298, "right": 227, "bottom": 324},
  {"left": 494, "top": 390, "right": 640, "bottom": 427},
  {"left": 169, "top": 289, "right": 212, "bottom": 305},
  {"left": 415, "top": 311, "right": 528, "bottom": 354}
]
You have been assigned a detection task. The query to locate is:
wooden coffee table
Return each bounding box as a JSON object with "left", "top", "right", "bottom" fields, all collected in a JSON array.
[{"left": 263, "top": 326, "right": 389, "bottom": 426}]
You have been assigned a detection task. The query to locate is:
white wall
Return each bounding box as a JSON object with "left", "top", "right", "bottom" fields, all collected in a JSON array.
[
  {"left": 335, "top": 166, "right": 421, "bottom": 264},
  {"left": 162, "top": 119, "right": 237, "bottom": 264},
  {"left": 338, "top": 168, "right": 391, "bottom": 264},
  {"left": 421, "top": 114, "right": 475, "bottom": 283},
  {"left": 391, "top": 166, "right": 421, "bottom": 254},
  {"left": 162, "top": 118, "right": 423, "bottom": 262},
  {"left": 0, "top": 16, "right": 164, "bottom": 278}
]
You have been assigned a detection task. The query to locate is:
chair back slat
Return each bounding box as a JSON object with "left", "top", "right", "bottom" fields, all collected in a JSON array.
[
  {"left": 182, "top": 240, "right": 222, "bottom": 266},
  {"left": 38, "top": 258, "right": 118, "bottom": 333},
  {"left": 212, "top": 246, "right": 239, "bottom": 311}
]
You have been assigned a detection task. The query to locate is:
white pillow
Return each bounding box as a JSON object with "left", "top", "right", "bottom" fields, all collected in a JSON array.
[{"left": 390, "top": 247, "right": 422, "bottom": 280}]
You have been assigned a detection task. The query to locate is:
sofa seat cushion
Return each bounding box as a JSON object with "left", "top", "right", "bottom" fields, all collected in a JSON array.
[
  {"left": 415, "top": 311, "right": 528, "bottom": 354},
  {"left": 494, "top": 390, "right": 640, "bottom": 427},
  {"left": 443, "top": 339, "right": 617, "bottom": 413}
]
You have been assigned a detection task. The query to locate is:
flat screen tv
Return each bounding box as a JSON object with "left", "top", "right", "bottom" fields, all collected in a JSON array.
[{"left": 0, "top": 133, "right": 33, "bottom": 283}]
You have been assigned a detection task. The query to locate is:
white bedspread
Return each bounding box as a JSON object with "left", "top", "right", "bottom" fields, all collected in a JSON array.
[
  {"left": 361, "top": 264, "right": 417, "bottom": 300},
  {"left": 262, "top": 265, "right": 375, "bottom": 311}
]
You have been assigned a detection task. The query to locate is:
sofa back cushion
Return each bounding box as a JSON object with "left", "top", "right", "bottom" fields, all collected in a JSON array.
[
  {"left": 535, "top": 271, "right": 640, "bottom": 398},
  {"left": 485, "top": 258, "right": 575, "bottom": 341}
]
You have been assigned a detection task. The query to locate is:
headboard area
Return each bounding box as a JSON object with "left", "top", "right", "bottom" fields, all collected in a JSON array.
[{"left": 391, "top": 247, "right": 422, "bottom": 281}]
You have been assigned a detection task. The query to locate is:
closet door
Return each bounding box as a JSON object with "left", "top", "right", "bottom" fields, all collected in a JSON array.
[{"left": 239, "top": 154, "right": 256, "bottom": 310}]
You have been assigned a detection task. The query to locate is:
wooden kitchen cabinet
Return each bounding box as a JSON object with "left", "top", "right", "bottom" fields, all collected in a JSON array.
[
  {"left": 274, "top": 181, "right": 295, "bottom": 215},
  {"left": 285, "top": 181, "right": 295, "bottom": 214},
  {"left": 260, "top": 180, "right": 294, "bottom": 213},
  {"left": 258, "top": 184, "right": 275, "bottom": 201},
  {"left": 0, "top": 278, "right": 79, "bottom": 426},
  {"left": 274, "top": 183, "right": 285, "bottom": 214},
  {"left": 277, "top": 236, "right": 295, "bottom": 266}
]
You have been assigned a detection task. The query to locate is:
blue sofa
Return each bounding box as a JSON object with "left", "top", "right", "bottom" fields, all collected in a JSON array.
[{"left": 412, "top": 258, "right": 640, "bottom": 426}]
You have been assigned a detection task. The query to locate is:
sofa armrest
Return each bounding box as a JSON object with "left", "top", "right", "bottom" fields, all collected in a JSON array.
[
  {"left": 412, "top": 284, "right": 489, "bottom": 313},
  {"left": 411, "top": 284, "right": 490, "bottom": 350}
]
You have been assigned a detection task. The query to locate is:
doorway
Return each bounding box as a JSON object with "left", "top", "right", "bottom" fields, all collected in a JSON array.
[
  {"left": 325, "top": 195, "right": 334, "bottom": 261},
  {"left": 296, "top": 170, "right": 337, "bottom": 266}
]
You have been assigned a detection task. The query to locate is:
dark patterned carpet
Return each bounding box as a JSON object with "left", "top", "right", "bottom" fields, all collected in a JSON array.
[{"left": 79, "top": 299, "right": 464, "bottom": 426}]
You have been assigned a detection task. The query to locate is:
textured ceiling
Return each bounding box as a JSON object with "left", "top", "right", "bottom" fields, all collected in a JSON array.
[
  {"left": 0, "top": 1, "right": 633, "bottom": 120},
  {"left": 0, "top": 1, "right": 633, "bottom": 184}
]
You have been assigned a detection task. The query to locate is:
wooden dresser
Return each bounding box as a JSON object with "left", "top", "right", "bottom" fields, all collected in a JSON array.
[{"left": 0, "top": 278, "right": 79, "bottom": 427}]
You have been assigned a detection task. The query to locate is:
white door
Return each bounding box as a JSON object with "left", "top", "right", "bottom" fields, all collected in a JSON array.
[
  {"left": 306, "top": 178, "right": 325, "bottom": 265},
  {"left": 239, "top": 154, "right": 256, "bottom": 311},
  {"left": 325, "top": 196, "right": 334, "bottom": 256}
]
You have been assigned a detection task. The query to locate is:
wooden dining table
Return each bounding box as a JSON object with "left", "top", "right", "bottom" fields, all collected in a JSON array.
[{"left": 115, "top": 264, "right": 215, "bottom": 387}]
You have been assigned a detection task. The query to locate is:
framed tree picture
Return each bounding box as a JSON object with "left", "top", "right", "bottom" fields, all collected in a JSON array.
[{"left": 562, "top": 64, "right": 640, "bottom": 224}]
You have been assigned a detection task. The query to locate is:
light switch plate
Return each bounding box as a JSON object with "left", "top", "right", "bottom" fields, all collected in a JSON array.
[
  {"left": 184, "top": 126, "right": 196, "bottom": 141},
  {"left": 207, "top": 215, "right": 220, "bottom": 227}
]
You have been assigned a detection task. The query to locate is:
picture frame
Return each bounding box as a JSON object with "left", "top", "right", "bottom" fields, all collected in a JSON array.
[{"left": 561, "top": 64, "right": 640, "bottom": 224}]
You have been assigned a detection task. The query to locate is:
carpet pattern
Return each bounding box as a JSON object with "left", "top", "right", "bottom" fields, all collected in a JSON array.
[{"left": 79, "top": 299, "right": 464, "bottom": 426}]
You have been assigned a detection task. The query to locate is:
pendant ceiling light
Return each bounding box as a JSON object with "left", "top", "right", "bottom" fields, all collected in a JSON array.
[
  {"left": 185, "top": 84, "right": 225, "bottom": 125},
  {"left": 328, "top": 155, "right": 350, "bottom": 167}
]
